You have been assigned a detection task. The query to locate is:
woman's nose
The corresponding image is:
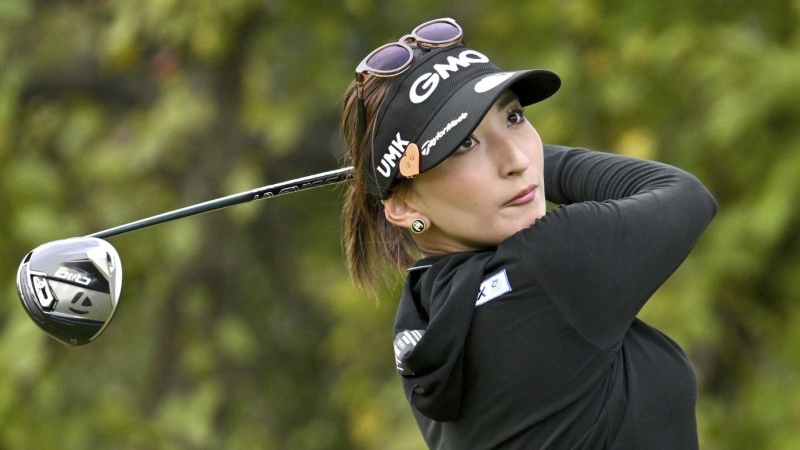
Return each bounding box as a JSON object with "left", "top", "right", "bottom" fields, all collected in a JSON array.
[{"left": 495, "top": 136, "right": 530, "bottom": 177}]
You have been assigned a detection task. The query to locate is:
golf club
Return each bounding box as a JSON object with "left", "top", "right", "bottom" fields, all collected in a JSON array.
[{"left": 16, "top": 166, "right": 353, "bottom": 346}]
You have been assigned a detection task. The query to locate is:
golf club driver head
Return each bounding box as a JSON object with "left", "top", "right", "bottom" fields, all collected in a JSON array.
[{"left": 16, "top": 237, "right": 122, "bottom": 346}]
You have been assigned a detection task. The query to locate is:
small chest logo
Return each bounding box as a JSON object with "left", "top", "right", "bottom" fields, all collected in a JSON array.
[{"left": 476, "top": 270, "right": 511, "bottom": 306}]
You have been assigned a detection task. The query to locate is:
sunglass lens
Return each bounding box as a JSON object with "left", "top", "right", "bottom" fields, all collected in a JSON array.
[
  {"left": 415, "top": 21, "right": 460, "bottom": 43},
  {"left": 366, "top": 44, "right": 412, "bottom": 72}
]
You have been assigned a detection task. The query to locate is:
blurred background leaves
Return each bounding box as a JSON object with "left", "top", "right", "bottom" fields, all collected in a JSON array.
[{"left": 1, "top": 0, "right": 799, "bottom": 448}]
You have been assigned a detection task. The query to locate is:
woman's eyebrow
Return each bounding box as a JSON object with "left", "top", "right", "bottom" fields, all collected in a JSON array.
[{"left": 495, "top": 93, "right": 519, "bottom": 111}]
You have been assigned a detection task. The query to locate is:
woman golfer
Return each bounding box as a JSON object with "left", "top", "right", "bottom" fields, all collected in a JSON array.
[{"left": 341, "top": 18, "right": 717, "bottom": 449}]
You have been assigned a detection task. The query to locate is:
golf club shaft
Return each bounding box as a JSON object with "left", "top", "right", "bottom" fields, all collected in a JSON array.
[{"left": 89, "top": 167, "right": 353, "bottom": 239}]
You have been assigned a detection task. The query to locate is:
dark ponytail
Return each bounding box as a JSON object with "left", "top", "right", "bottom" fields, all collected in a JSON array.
[{"left": 340, "top": 75, "right": 418, "bottom": 295}]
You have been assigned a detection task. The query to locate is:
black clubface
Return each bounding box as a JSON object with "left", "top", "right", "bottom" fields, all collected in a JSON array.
[{"left": 16, "top": 237, "right": 122, "bottom": 346}]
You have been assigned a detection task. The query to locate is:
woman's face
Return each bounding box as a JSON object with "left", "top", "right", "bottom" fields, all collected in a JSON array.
[{"left": 388, "top": 90, "right": 547, "bottom": 255}]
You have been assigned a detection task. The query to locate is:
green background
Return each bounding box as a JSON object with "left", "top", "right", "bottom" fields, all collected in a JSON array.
[{"left": 1, "top": 1, "right": 799, "bottom": 448}]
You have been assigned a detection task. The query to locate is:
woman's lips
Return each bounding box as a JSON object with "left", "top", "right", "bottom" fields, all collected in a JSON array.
[{"left": 505, "top": 185, "right": 537, "bottom": 206}]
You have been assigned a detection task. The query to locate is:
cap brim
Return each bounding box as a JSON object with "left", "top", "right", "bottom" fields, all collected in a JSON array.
[{"left": 414, "top": 69, "right": 560, "bottom": 173}]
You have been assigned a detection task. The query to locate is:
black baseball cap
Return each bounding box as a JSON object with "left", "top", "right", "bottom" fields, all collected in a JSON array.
[{"left": 365, "top": 44, "right": 560, "bottom": 200}]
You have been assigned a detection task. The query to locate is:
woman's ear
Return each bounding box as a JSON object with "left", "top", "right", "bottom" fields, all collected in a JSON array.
[{"left": 383, "top": 194, "right": 423, "bottom": 229}]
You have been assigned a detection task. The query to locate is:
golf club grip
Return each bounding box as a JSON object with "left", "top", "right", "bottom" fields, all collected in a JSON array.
[{"left": 89, "top": 167, "right": 354, "bottom": 239}]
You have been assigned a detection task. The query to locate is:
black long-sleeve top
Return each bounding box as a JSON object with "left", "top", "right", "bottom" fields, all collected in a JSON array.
[{"left": 392, "top": 145, "right": 718, "bottom": 449}]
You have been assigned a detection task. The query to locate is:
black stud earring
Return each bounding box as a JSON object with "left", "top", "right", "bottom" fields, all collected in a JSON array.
[{"left": 411, "top": 219, "right": 426, "bottom": 234}]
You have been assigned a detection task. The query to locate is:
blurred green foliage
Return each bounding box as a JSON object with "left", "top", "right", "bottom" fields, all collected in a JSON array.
[{"left": 1, "top": 1, "right": 799, "bottom": 448}]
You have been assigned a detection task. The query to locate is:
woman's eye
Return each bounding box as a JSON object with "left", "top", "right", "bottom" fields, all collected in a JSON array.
[
  {"left": 508, "top": 108, "right": 526, "bottom": 125},
  {"left": 455, "top": 136, "right": 478, "bottom": 153}
]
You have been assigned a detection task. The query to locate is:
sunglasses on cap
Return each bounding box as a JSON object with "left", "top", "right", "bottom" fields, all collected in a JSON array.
[{"left": 354, "top": 18, "right": 463, "bottom": 138}]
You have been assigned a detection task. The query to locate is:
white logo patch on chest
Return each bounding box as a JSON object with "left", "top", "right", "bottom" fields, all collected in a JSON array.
[{"left": 476, "top": 269, "right": 512, "bottom": 306}]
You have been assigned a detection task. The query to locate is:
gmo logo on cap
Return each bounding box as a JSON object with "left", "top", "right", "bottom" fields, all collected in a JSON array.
[{"left": 409, "top": 50, "right": 490, "bottom": 104}]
